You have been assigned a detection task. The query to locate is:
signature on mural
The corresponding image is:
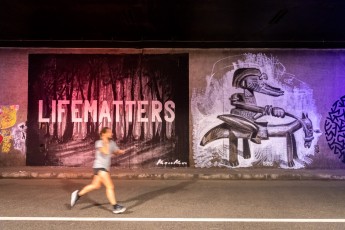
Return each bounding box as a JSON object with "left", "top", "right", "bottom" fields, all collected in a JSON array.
[
  {"left": 156, "top": 159, "right": 188, "bottom": 167},
  {"left": 192, "top": 53, "right": 321, "bottom": 169}
]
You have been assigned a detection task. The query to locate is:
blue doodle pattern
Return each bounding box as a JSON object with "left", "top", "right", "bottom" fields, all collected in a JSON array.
[{"left": 325, "top": 96, "right": 345, "bottom": 163}]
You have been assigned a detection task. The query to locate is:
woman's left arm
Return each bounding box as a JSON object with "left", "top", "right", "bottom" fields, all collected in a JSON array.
[{"left": 114, "top": 149, "right": 125, "bottom": 155}]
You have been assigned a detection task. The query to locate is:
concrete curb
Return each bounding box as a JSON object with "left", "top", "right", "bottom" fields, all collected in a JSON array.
[{"left": 1, "top": 167, "right": 345, "bottom": 180}]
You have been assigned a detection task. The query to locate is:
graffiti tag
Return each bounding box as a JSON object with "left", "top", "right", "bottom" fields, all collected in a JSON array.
[{"left": 156, "top": 159, "right": 188, "bottom": 167}]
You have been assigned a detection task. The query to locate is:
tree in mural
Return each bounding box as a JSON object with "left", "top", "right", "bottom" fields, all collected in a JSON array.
[
  {"left": 144, "top": 55, "right": 176, "bottom": 142},
  {"left": 106, "top": 55, "right": 122, "bottom": 140}
]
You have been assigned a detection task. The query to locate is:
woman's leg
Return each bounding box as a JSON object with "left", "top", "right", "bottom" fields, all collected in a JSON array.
[
  {"left": 97, "top": 170, "right": 116, "bottom": 205},
  {"left": 78, "top": 175, "right": 102, "bottom": 196},
  {"left": 71, "top": 175, "right": 102, "bottom": 207}
]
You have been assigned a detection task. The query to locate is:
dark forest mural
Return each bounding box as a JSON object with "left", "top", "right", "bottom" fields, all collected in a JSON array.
[{"left": 27, "top": 54, "right": 189, "bottom": 168}]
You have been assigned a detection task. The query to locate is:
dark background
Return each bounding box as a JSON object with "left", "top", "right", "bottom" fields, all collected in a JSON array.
[{"left": 0, "top": 0, "right": 345, "bottom": 48}]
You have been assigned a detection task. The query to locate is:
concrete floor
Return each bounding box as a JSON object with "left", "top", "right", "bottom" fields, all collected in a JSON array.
[{"left": 1, "top": 179, "right": 345, "bottom": 229}]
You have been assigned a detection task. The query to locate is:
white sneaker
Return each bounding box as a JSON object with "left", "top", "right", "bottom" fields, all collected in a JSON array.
[{"left": 71, "top": 190, "right": 79, "bottom": 207}]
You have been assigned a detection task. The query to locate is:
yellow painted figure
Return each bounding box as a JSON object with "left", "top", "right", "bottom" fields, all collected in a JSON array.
[{"left": 0, "top": 105, "right": 19, "bottom": 153}]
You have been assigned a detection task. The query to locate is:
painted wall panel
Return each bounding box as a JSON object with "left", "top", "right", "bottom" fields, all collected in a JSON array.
[
  {"left": 0, "top": 48, "right": 344, "bottom": 169},
  {"left": 0, "top": 49, "right": 27, "bottom": 166},
  {"left": 190, "top": 50, "right": 345, "bottom": 169},
  {"left": 26, "top": 54, "right": 189, "bottom": 168}
]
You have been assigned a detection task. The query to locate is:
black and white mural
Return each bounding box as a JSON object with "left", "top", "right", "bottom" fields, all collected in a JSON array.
[{"left": 192, "top": 53, "right": 321, "bottom": 169}]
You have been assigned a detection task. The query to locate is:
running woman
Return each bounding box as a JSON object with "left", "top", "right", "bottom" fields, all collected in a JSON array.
[{"left": 70, "top": 127, "right": 126, "bottom": 214}]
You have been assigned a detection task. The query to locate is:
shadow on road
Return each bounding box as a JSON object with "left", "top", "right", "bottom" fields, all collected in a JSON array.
[
  {"left": 59, "top": 179, "right": 197, "bottom": 213},
  {"left": 123, "top": 180, "right": 197, "bottom": 211}
]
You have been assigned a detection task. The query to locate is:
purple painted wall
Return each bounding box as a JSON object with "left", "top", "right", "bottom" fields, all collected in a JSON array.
[{"left": 0, "top": 48, "right": 344, "bottom": 169}]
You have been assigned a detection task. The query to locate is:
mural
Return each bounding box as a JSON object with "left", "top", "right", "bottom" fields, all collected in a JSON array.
[
  {"left": 11, "top": 122, "right": 27, "bottom": 154},
  {"left": 192, "top": 53, "right": 321, "bottom": 169},
  {"left": 0, "top": 105, "right": 23, "bottom": 153},
  {"left": 325, "top": 95, "right": 345, "bottom": 163},
  {"left": 27, "top": 54, "right": 189, "bottom": 167}
]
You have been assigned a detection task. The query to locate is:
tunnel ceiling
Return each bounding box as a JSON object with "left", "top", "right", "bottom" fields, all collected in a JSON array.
[{"left": 0, "top": 0, "right": 345, "bottom": 48}]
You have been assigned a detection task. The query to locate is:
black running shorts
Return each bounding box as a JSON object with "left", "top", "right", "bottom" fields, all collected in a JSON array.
[{"left": 93, "top": 168, "right": 108, "bottom": 175}]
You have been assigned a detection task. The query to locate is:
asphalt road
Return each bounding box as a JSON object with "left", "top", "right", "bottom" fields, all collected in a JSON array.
[{"left": 1, "top": 179, "right": 345, "bottom": 229}]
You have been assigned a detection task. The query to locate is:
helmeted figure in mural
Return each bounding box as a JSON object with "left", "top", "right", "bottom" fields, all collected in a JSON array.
[{"left": 200, "top": 68, "right": 314, "bottom": 167}]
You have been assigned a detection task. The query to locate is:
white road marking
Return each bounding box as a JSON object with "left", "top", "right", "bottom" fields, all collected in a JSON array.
[{"left": 1, "top": 217, "right": 345, "bottom": 222}]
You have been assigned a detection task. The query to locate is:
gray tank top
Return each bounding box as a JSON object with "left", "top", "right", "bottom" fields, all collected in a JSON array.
[{"left": 93, "top": 140, "right": 119, "bottom": 170}]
